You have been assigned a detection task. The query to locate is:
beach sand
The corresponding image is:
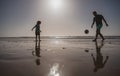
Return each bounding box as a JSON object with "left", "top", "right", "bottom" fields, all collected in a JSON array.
[{"left": 0, "top": 37, "right": 120, "bottom": 76}]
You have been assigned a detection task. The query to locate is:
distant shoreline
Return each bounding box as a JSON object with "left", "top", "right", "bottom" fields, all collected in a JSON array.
[{"left": 0, "top": 36, "right": 120, "bottom": 39}]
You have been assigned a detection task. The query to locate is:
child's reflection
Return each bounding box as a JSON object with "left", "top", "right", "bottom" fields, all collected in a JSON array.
[{"left": 32, "top": 41, "right": 41, "bottom": 66}]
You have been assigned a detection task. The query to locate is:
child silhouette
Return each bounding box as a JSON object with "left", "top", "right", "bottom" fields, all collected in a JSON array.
[{"left": 32, "top": 21, "right": 41, "bottom": 42}]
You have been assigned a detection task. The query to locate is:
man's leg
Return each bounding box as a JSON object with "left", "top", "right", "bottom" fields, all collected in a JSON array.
[
  {"left": 99, "top": 32, "right": 105, "bottom": 40},
  {"left": 98, "top": 25, "right": 104, "bottom": 40},
  {"left": 95, "top": 33, "right": 98, "bottom": 41},
  {"left": 93, "top": 30, "right": 98, "bottom": 41}
]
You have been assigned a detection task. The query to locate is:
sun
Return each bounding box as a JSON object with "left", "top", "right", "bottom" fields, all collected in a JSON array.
[{"left": 50, "top": 0, "right": 63, "bottom": 10}]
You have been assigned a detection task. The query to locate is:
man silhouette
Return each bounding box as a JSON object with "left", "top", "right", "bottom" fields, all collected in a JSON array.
[{"left": 91, "top": 11, "right": 108, "bottom": 41}]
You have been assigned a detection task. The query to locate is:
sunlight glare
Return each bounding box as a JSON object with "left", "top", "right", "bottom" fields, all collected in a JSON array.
[
  {"left": 50, "top": 0, "right": 63, "bottom": 10},
  {"left": 48, "top": 63, "right": 60, "bottom": 76},
  {"left": 55, "top": 40, "right": 59, "bottom": 44}
]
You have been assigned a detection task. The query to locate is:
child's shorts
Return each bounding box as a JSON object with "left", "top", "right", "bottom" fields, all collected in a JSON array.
[{"left": 35, "top": 31, "right": 40, "bottom": 35}]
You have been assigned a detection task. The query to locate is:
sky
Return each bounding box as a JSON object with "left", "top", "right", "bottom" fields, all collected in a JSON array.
[{"left": 0, "top": 0, "right": 120, "bottom": 37}]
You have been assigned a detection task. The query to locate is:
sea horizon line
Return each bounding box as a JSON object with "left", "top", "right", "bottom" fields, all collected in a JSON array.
[{"left": 0, "top": 36, "right": 120, "bottom": 39}]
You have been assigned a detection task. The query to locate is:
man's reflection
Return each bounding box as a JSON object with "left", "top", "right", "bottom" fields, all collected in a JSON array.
[
  {"left": 91, "top": 41, "right": 109, "bottom": 72},
  {"left": 32, "top": 41, "right": 41, "bottom": 66}
]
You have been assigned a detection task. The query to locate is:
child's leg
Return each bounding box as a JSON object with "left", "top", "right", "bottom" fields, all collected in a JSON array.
[
  {"left": 36, "top": 35, "right": 37, "bottom": 43},
  {"left": 39, "top": 35, "right": 40, "bottom": 42}
]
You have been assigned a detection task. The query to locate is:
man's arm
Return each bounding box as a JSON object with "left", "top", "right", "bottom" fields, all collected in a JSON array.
[
  {"left": 102, "top": 16, "right": 108, "bottom": 27},
  {"left": 91, "top": 18, "right": 95, "bottom": 28}
]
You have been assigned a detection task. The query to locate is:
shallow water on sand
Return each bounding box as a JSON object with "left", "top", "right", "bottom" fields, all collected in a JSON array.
[{"left": 0, "top": 38, "right": 120, "bottom": 76}]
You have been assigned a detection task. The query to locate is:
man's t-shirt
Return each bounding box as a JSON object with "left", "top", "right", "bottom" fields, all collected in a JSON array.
[{"left": 94, "top": 15, "right": 103, "bottom": 25}]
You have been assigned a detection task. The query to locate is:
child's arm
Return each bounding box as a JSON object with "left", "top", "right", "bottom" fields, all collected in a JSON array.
[{"left": 31, "top": 25, "right": 36, "bottom": 31}]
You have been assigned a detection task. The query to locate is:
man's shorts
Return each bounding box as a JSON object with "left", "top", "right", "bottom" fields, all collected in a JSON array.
[{"left": 96, "top": 24, "right": 103, "bottom": 30}]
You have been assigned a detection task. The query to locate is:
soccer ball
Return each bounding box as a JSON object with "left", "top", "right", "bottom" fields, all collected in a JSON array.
[{"left": 84, "top": 29, "right": 89, "bottom": 34}]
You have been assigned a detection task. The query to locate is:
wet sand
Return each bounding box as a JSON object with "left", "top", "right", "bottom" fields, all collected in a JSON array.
[{"left": 0, "top": 38, "right": 120, "bottom": 76}]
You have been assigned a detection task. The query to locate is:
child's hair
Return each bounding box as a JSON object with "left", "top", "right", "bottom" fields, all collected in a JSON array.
[{"left": 37, "top": 21, "right": 41, "bottom": 25}]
